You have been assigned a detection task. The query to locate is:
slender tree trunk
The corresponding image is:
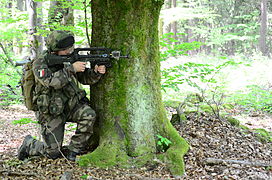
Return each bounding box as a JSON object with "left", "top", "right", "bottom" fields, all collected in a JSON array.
[
  {"left": 62, "top": 0, "right": 74, "bottom": 26},
  {"left": 48, "top": 0, "right": 74, "bottom": 29},
  {"left": 172, "top": 0, "right": 178, "bottom": 44},
  {"left": 166, "top": 0, "right": 172, "bottom": 34},
  {"left": 26, "top": 0, "right": 38, "bottom": 60},
  {"left": 17, "top": 0, "right": 26, "bottom": 11},
  {"left": 36, "top": 2, "right": 43, "bottom": 53},
  {"left": 79, "top": 0, "right": 189, "bottom": 176},
  {"left": 259, "top": 0, "right": 268, "bottom": 56}
]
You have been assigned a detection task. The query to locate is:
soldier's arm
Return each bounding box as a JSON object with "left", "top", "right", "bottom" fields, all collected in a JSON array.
[
  {"left": 33, "top": 57, "right": 76, "bottom": 89},
  {"left": 76, "top": 68, "right": 102, "bottom": 85}
]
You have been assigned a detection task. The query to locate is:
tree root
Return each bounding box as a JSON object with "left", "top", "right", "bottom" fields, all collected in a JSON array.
[{"left": 157, "top": 125, "right": 190, "bottom": 176}]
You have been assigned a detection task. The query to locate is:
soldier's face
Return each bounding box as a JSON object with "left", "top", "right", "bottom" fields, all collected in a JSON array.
[{"left": 57, "top": 46, "right": 74, "bottom": 55}]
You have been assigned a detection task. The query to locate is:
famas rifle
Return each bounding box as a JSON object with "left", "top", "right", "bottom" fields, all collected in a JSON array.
[
  {"left": 46, "top": 47, "right": 129, "bottom": 69},
  {"left": 16, "top": 47, "right": 129, "bottom": 68}
]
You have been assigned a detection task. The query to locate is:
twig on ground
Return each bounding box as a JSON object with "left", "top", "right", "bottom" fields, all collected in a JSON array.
[
  {"left": 0, "top": 170, "right": 38, "bottom": 176},
  {"left": 204, "top": 158, "right": 272, "bottom": 167}
]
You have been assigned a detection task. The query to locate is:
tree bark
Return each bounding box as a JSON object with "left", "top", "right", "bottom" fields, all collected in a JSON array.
[
  {"left": 166, "top": 0, "right": 172, "bottom": 34},
  {"left": 36, "top": 2, "right": 43, "bottom": 53},
  {"left": 17, "top": 0, "right": 26, "bottom": 11},
  {"left": 259, "top": 0, "right": 268, "bottom": 56},
  {"left": 172, "top": 0, "right": 178, "bottom": 44},
  {"left": 48, "top": 0, "right": 74, "bottom": 29},
  {"left": 26, "top": 0, "right": 38, "bottom": 60},
  {"left": 79, "top": 0, "right": 189, "bottom": 176}
]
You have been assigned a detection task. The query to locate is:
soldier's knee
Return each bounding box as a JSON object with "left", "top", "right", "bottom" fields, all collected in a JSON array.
[{"left": 84, "top": 108, "right": 96, "bottom": 120}]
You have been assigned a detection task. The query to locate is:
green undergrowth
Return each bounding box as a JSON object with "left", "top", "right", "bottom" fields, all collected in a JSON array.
[
  {"left": 227, "top": 85, "right": 272, "bottom": 114},
  {"left": 12, "top": 118, "right": 38, "bottom": 125}
]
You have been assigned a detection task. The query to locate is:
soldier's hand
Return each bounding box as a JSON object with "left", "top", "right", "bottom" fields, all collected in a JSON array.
[
  {"left": 73, "top": 61, "right": 86, "bottom": 72},
  {"left": 94, "top": 65, "right": 106, "bottom": 74}
]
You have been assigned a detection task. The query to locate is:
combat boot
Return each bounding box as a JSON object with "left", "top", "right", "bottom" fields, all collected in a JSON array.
[
  {"left": 66, "top": 150, "right": 77, "bottom": 161},
  {"left": 17, "top": 135, "right": 33, "bottom": 160}
]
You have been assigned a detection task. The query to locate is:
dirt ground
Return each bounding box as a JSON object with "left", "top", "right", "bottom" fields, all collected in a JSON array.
[{"left": 0, "top": 104, "right": 271, "bottom": 179}]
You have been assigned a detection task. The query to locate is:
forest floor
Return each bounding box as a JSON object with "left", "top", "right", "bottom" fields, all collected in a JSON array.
[{"left": 0, "top": 104, "right": 271, "bottom": 179}]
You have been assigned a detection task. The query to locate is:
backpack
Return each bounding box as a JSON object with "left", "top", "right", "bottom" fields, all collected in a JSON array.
[{"left": 21, "top": 60, "right": 37, "bottom": 111}]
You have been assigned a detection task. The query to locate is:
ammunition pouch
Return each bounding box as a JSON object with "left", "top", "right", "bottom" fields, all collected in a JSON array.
[
  {"left": 49, "top": 96, "right": 65, "bottom": 115},
  {"left": 36, "top": 94, "right": 50, "bottom": 114}
]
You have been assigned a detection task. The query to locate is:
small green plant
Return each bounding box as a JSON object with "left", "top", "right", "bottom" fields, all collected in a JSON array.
[
  {"left": 229, "top": 85, "right": 272, "bottom": 114},
  {"left": 5, "top": 159, "right": 24, "bottom": 167},
  {"left": 253, "top": 128, "right": 272, "bottom": 143},
  {"left": 226, "top": 117, "right": 240, "bottom": 127},
  {"left": 156, "top": 135, "right": 172, "bottom": 153},
  {"left": 80, "top": 174, "right": 88, "bottom": 179},
  {"left": 12, "top": 118, "right": 38, "bottom": 125}
]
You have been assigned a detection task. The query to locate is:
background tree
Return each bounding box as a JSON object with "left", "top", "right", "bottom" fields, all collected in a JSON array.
[
  {"left": 259, "top": 0, "right": 268, "bottom": 56},
  {"left": 78, "top": 0, "right": 189, "bottom": 176},
  {"left": 48, "top": 0, "right": 74, "bottom": 30},
  {"left": 26, "top": 0, "right": 42, "bottom": 59}
]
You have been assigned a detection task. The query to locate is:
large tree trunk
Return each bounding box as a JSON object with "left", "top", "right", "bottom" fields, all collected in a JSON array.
[{"left": 79, "top": 0, "right": 189, "bottom": 176}]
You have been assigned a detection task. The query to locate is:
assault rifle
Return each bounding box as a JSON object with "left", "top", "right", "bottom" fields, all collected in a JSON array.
[
  {"left": 15, "top": 48, "right": 129, "bottom": 68},
  {"left": 47, "top": 47, "right": 129, "bottom": 69}
]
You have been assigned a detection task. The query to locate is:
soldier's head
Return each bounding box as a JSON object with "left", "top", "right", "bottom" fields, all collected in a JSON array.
[{"left": 46, "top": 30, "right": 75, "bottom": 55}]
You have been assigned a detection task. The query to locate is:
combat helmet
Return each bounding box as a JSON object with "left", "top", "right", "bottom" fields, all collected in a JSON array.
[{"left": 46, "top": 30, "right": 75, "bottom": 52}]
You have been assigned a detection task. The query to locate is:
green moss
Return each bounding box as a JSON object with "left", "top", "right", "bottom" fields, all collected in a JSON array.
[
  {"left": 78, "top": 141, "right": 157, "bottom": 169},
  {"left": 240, "top": 124, "right": 250, "bottom": 130},
  {"left": 78, "top": 143, "right": 129, "bottom": 168},
  {"left": 254, "top": 128, "right": 272, "bottom": 142},
  {"left": 222, "top": 103, "right": 235, "bottom": 110},
  {"left": 79, "top": 118, "right": 189, "bottom": 176},
  {"left": 227, "top": 116, "right": 240, "bottom": 127},
  {"left": 130, "top": 153, "right": 155, "bottom": 167}
]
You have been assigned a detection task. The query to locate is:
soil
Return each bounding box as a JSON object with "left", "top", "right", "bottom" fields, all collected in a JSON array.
[{"left": 0, "top": 104, "right": 271, "bottom": 179}]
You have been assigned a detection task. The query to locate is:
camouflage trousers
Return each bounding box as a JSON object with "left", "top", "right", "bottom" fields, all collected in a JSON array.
[{"left": 25, "top": 103, "right": 96, "bottom": 159}]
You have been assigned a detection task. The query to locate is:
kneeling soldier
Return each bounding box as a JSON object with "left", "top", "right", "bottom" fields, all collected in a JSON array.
[{"left": 18, "top": 30, "right": 106, "bottom": 161}]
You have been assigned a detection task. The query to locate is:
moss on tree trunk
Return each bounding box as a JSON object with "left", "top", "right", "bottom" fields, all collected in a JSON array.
[{"left": 78, "top": 0, "right": 189, "bottom": 176}]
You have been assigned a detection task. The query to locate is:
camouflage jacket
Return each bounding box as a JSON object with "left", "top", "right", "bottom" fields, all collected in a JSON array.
[{"left": 33, "top": 50, "right": 101, "bottom": 115}]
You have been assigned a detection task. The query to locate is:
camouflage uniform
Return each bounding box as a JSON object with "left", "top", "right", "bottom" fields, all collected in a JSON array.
[{"left": 19, "top": 31, "right": 102, "bottom": 159}]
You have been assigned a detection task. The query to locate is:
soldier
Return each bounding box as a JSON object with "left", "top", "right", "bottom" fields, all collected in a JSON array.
[{"left": 17, "top": 30, "right": 106, "bottom": 161}]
